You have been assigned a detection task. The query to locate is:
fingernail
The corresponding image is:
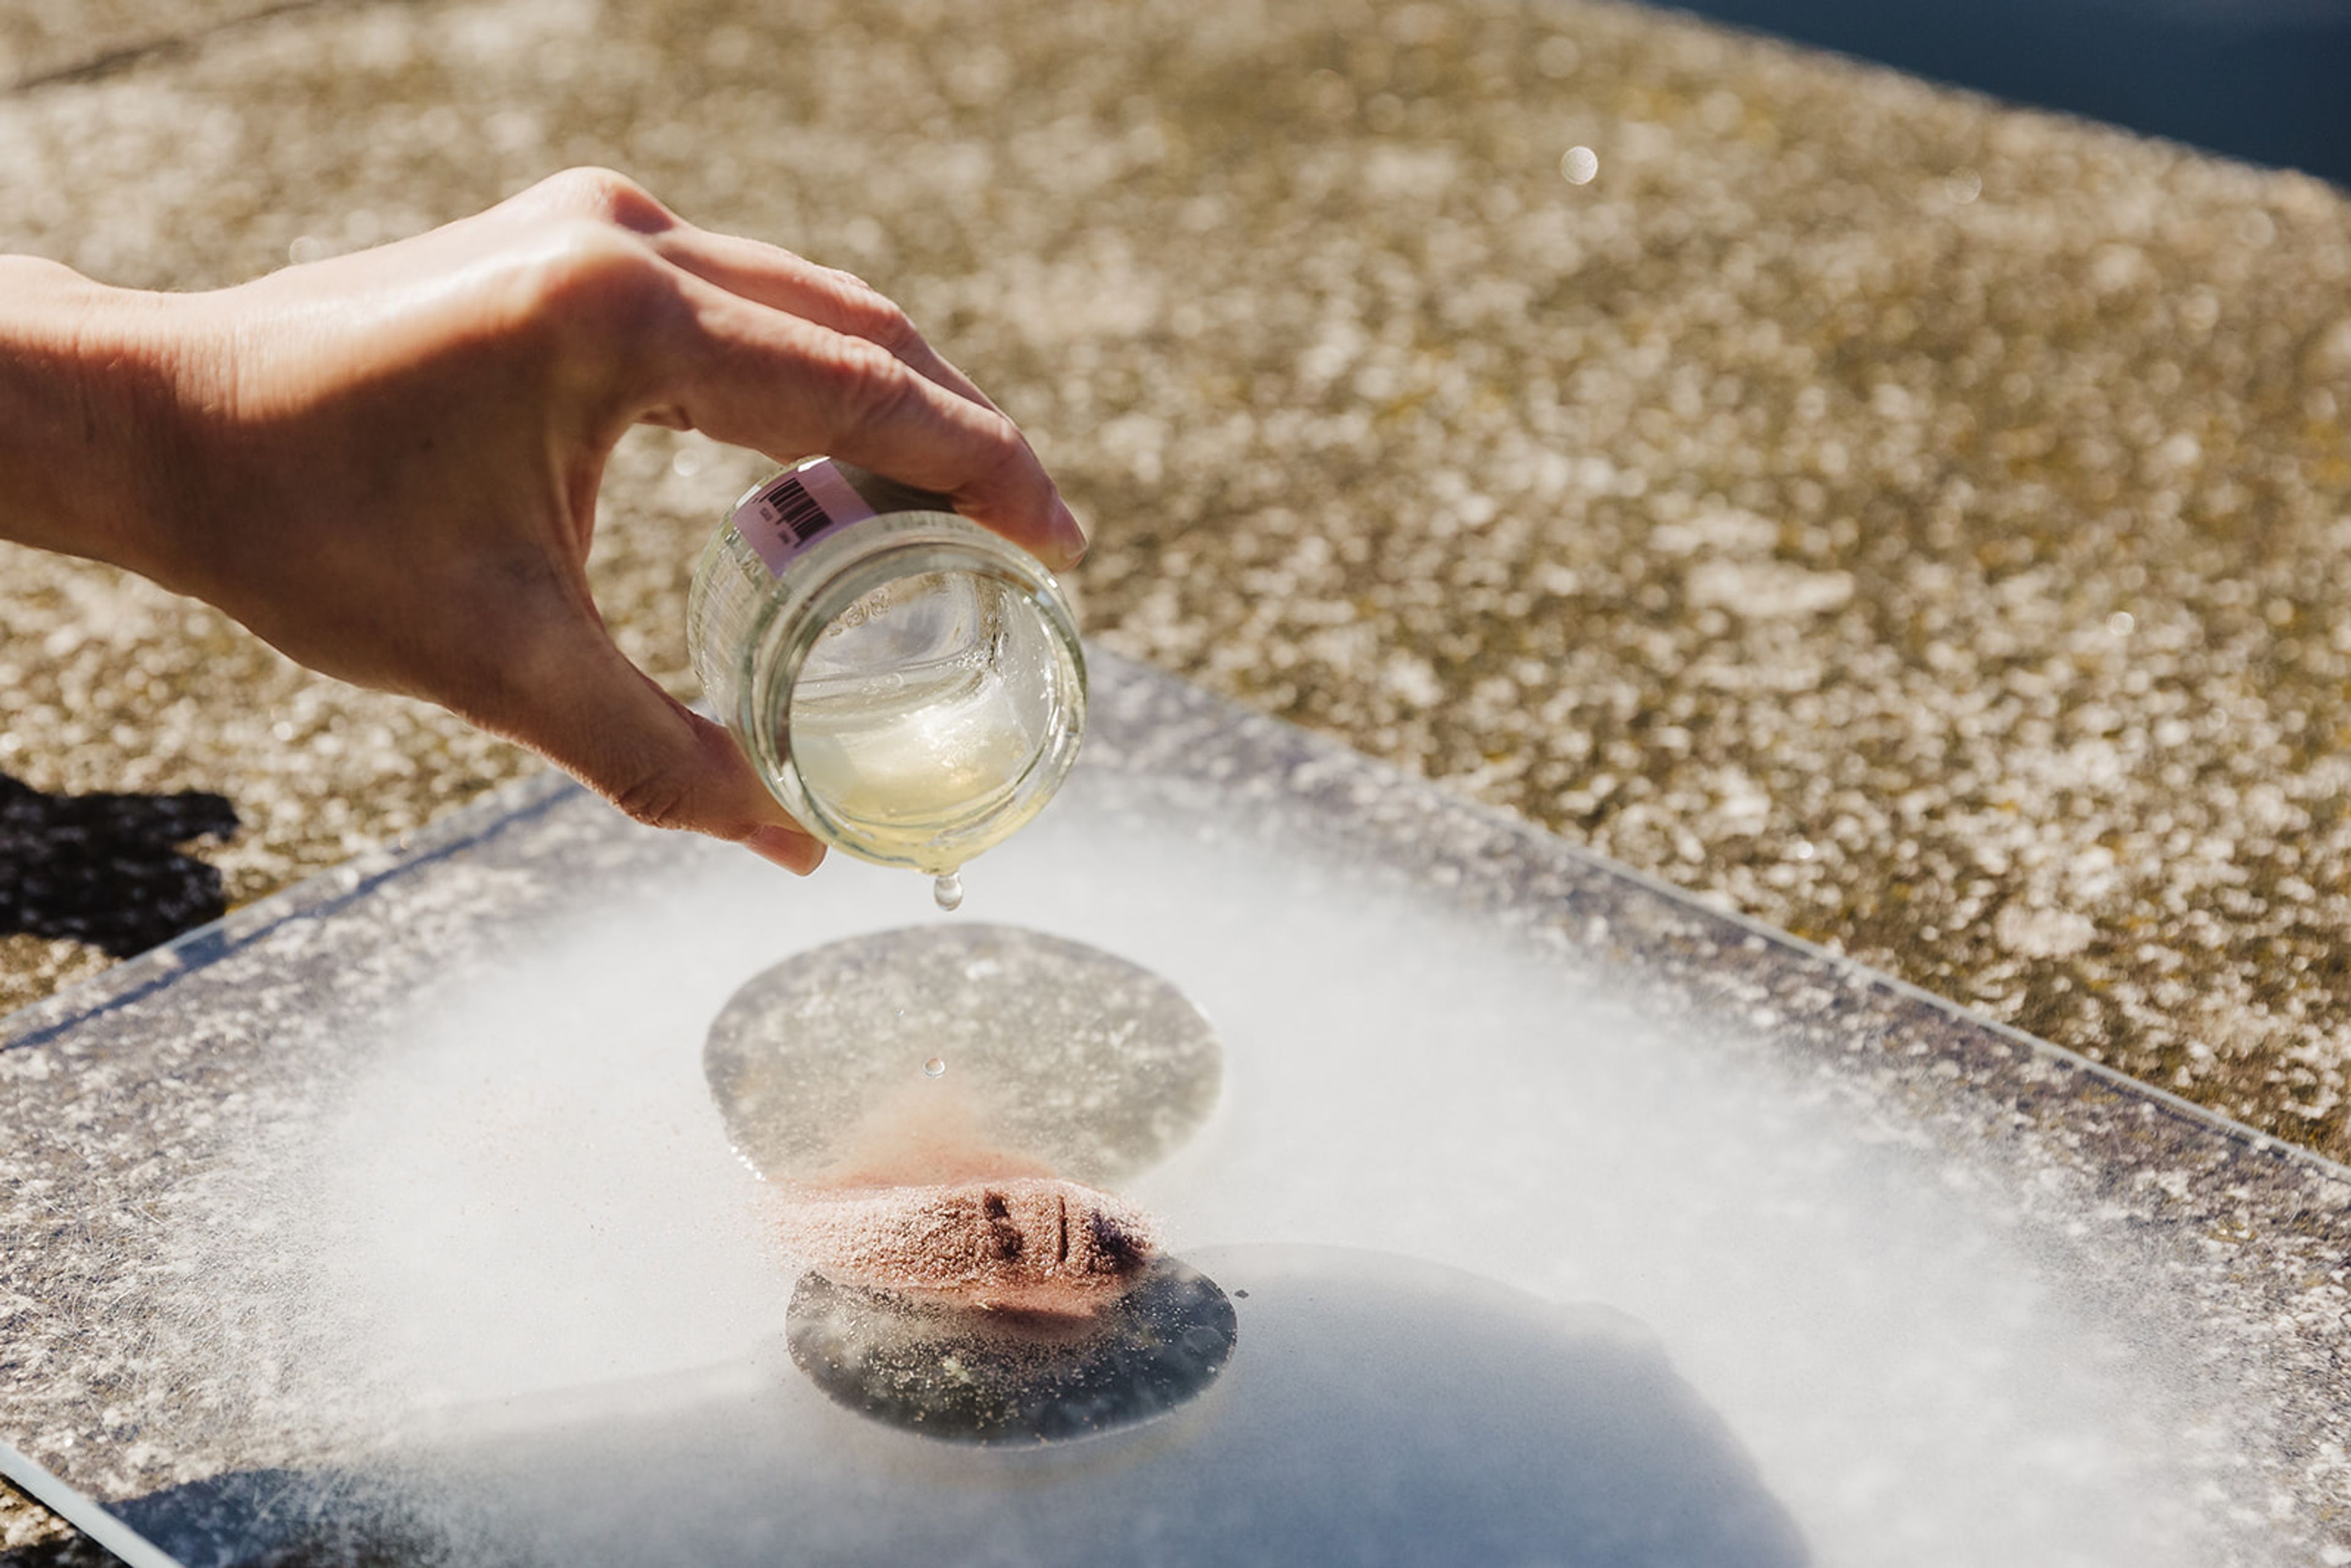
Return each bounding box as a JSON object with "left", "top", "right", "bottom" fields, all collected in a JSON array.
[
  {"left": 1050, "top": 497, "right": 1090, "bottom": 568},
  {"left": 743, "top": 823, "right": 825, "bottom": 876}
]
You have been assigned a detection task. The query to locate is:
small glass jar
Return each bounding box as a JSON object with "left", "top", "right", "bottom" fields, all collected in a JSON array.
[{"left": 686, "top": 457, "right": 1086, "bottom": 878}]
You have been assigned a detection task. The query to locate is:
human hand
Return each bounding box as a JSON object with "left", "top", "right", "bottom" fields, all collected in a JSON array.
[{"left": 4, "top": 168, "right": 1084, "bottom": 872}]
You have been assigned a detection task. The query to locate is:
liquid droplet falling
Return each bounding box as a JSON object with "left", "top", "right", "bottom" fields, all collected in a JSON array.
[
  {"left": 933, "top": 871, "right": 964, "bottom": 912},
  {"left": 923, "top": 1057, "right": 947, "bottom": 1079},
  {"left": 1560, "top": 145, "right": 1599, "bottom": 185}
]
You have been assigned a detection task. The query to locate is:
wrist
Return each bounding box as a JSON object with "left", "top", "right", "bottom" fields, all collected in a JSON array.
[{"left": 0, "top": 257, "right": 208, "bottom": 583}]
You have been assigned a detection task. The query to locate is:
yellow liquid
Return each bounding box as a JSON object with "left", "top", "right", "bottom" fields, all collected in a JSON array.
[
  {"left": 787, "top": 646, "right": 1064, "bottom": 874},
  {"left": 691, "top": 507, "right": 1084, "bottom": 879}
]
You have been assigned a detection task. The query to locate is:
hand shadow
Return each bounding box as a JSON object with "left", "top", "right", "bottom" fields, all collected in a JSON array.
[{"left": 0, "top": 772, "right": 238, "bottom": 959}]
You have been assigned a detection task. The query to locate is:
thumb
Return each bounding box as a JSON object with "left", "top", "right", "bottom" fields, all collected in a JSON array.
[{"left": 482, "top": 618, "right": 825, "bottom": 874}]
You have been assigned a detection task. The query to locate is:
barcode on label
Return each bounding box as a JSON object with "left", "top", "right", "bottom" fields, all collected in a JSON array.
[
  {"left": 733, "top": 458, "right": 877, "bottom": 578},
  {"left": 760, "top": 475, "right": 834, "bottom": 546}
]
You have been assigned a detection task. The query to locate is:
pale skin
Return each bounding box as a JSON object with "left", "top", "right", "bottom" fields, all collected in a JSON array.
[{"left": 0, "top": 167, "right": 1087, "bottom": 874}]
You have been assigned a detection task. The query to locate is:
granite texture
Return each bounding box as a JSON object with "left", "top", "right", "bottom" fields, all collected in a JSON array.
[{"left": 1, "top": 0, "right": 2349, "bottom": 1555}]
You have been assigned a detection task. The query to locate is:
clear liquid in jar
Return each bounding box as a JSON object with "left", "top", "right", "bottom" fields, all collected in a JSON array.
[{"left": 786, "top": 569, "right": 1073, "bottom": 873}]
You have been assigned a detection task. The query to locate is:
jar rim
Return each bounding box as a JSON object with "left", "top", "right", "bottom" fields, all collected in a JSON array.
[{"left": 738, "top": 512, "right": 1087, "bottom": 871}]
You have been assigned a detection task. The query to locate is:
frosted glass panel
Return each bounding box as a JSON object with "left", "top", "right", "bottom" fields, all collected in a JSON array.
[{"left": 4, "top": 655, "right": 2345, "bottom": 1566}]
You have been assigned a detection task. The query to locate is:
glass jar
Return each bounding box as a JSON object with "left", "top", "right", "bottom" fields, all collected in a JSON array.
[{"left": 687, "top": 457, "right": 1086, "bottom": 879}]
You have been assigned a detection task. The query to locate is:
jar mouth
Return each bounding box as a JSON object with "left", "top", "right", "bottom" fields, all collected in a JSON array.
[{"left": 740, "top": 514, "right": 1086, "bottom": 872}]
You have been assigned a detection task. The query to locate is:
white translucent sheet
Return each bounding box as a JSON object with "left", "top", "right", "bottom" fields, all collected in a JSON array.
[{"left": 4, "top": 655, "right": 2347, "bottom": 1567}]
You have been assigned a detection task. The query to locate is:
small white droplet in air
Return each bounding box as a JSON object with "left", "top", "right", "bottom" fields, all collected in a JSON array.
[
  {"left": 2107, "top": 612, "right": 2135, "bottom": 636},
  {"left": 1560, "top": 146, "right": 1600, "bottom": 185},
  {"left": 1792, "top": 840, "right": 1817, "bottom": 861},
  {"left": 923, "top": 1057, "right": 947, "bottom": 1079}
]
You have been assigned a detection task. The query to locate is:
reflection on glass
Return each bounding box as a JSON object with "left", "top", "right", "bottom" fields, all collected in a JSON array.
[
  {"left": 784, "top": 1256, "right": 1238, "bottom": 1444},
  {"left": 703, "top": 925, "right": 1223, "bottom": 1188}
]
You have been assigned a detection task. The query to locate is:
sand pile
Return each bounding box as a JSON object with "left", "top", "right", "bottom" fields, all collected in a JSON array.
[
  {"left": 777, "top": 1176, "right": 1158, "bottom": 1315},
  {"left": 770, "top": 1082, "right": 1158, "bottom": 1315}
]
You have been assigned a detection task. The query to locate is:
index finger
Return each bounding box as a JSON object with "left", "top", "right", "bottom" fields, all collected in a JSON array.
[
  {"left": 654, "top": 227, "right": 1004, "bottom": 414},
  {"left": 653, "top": 272, "right": 1087, "bottom": 569}
]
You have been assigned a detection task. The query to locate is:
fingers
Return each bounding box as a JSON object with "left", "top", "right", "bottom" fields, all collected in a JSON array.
[
  {"left": 499, "top": 172, "right": 1089, "bottom": 566},
  {"left": 658, "top": 278, "right": 1089, "bottom": 567},
  {"left": 481, "top": 618, "right": 826, "bottom": 874},
  {"left": 654, "top": 227, "right": 1002, "bottom": 414}
]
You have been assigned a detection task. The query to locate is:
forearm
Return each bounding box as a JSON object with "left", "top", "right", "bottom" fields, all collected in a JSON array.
[{"left": 0, "top": 257, "right": 190, "bottom": 580}]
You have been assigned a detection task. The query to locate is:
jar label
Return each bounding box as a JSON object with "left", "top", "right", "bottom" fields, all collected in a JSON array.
[{"left": 734, "top": 459, "right": 877, "bottom": 576}]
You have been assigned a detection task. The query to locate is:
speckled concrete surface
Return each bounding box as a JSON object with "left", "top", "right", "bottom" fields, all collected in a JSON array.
[
  {"left": 1, "top": 0, "right": 2348, "bottom": 1553},
  {"left": 0, "top": 0, "right": 315, "bottom": 86}
]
